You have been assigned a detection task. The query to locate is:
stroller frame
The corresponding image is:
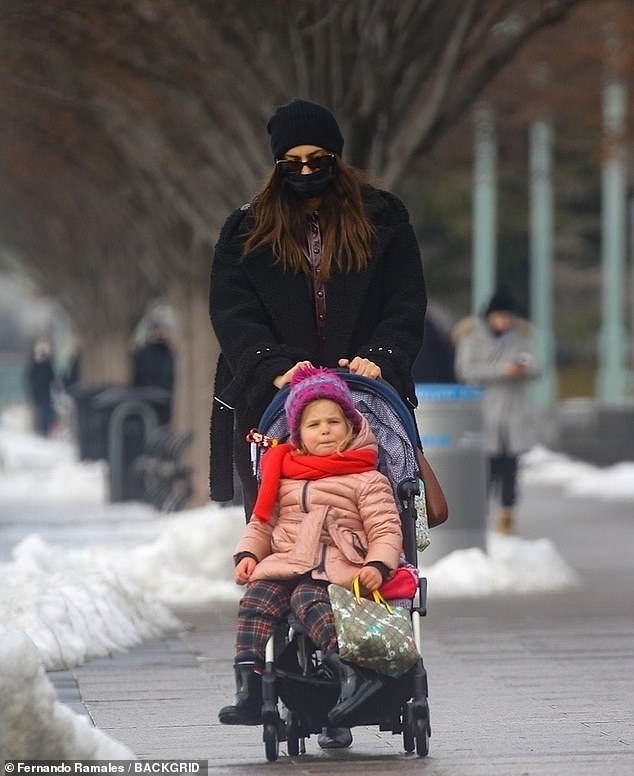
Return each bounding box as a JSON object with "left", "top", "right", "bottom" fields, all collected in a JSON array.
[{"left": 249, "top": 373, "right": 431, "bottom": 761}]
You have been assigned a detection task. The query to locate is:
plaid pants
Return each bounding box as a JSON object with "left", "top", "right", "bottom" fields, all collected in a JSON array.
[{"left": 235, "top": 576, "right": 337, "bottom": 664}]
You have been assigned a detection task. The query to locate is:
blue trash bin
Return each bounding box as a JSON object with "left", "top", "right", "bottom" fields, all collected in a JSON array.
[{"left": 414, "top": 384, "right": 487, "bottom": 565}]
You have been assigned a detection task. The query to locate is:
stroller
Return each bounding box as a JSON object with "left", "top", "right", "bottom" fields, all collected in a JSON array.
[{"left": 245, "top": 373, "right": 431, "bottom": 761}]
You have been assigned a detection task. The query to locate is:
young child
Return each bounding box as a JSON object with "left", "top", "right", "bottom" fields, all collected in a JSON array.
[{"left": 218, "top": 365, "right": 403, "bottom": 731}]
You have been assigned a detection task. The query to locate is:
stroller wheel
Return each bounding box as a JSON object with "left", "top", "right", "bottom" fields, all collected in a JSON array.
[
  {"left": 403, "top": 699, "right": 430, "bottom": 757},
  {"left": 263, "top": 723, "right": 279, "bottom": 762},
  {"left": 402, "top": 703, "right": 415, "bottom": 752},
  {"left": 286, "top": 711, "right": 301, "bottom": 756},
  {"left": 416, "top": 723, "right": 430, "bottom": 757},
  {"left": 415, "top": 698, "right": 431, "bottom": 757}
]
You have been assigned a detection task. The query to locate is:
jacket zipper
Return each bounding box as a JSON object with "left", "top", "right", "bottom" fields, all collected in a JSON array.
[
  {"left": 304, "top": 482, "right": 328, "bottom": 573},
  {"left": 351, "top": 533, "right": 368, "bottom": 557},
  {"left": 315, "top": 542, "right": 327, "bottom": 574}
]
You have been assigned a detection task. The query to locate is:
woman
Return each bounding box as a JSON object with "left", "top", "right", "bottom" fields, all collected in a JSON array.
[
  {"left": 209, "top": 99, "right": 426, "bottom": 748},
  {"left": 453, "top": 287, "right": 542, "bottom": 534},
  {"left": 209, "top": 97, "right": 427, "bottom": 513}
]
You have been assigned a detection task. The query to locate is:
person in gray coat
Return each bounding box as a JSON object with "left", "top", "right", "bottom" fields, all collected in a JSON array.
[{"left": 453, "top": 288, "right": 542, "bottom": 534}]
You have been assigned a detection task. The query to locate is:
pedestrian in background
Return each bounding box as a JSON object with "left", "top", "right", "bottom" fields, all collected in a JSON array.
[
  {"left": 453, "top": 287, "right": 542, "bottom": 534},
  {"left": 131, "top": 319, "right": 175, "bottom": 424},
  {"left": 25, "top": 336, "right": 57, "bottom": 437}
]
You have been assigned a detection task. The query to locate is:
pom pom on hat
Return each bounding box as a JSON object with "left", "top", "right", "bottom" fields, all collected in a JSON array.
[
  {"left": 267, "top": 98, "right": 344, "bottom": 160},
  {"left": 284, "top": 365, "right": 362, "bottom": 445}
]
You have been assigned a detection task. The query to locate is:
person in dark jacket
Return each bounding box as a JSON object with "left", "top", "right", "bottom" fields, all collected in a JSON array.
[
  {"left": 209, "top": 97, "right": 427, "bottom": 750},
  {"left": 209, "top": 97, "right": 427, "bottom": 513},
  {"left": 131, "top": 320, "right": 175, "bottom": 424},
  {"left": 25, "top": 336, "right": 57, "bottom": 436}
]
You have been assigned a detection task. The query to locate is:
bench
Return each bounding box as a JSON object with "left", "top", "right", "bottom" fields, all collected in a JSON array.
[{"left": 134, "top": 426, "right": 193, "bottom": 512}]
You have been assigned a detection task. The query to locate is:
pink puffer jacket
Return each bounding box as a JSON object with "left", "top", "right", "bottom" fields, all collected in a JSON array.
[{"left": 234, "top": 419, "right": 403, "bottom": 587}]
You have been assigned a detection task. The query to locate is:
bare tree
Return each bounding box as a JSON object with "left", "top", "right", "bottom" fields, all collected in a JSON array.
[{"left": 0, "top": 0, "right": 586, "bottom": 504}]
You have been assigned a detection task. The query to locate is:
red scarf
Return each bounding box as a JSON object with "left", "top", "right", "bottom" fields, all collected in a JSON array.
[{"left": 252, "top": 443, "right": 377, "bottom": 522}]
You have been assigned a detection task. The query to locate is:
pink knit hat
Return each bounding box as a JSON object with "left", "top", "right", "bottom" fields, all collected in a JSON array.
[{"left": 284, "top": 365, "right": 363, "bottom": 446}]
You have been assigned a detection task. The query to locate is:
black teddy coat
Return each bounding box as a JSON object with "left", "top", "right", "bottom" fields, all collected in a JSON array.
[{"left": 209, "top": 186, "right": 427, "bottom": 503}]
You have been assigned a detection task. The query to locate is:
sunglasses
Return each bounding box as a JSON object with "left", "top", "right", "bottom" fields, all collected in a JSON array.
[{"left": 275, "top": 153, "right": 334, "bottom": 174}]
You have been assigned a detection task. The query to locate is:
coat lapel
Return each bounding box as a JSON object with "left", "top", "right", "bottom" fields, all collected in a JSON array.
[
  {"left": 323, "top": 227, "right": 386, "bottom": 363},
  {"left": 323, "top": 271, "right": 369, "bottom": 361}
]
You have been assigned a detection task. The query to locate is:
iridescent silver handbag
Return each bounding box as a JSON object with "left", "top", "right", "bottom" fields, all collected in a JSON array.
[{"left": 328, "top": 580, "right": 419, "bottom": 678}]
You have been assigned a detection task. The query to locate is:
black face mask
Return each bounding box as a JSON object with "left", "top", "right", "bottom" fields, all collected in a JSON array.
[{"left": 284, "top": 167, "right": 334, "bottom": 199}]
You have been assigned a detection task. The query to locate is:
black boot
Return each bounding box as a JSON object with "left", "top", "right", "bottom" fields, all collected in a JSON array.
[
  {"left": 218, "top": 662, "right": 262, "bottom": 725},
  {"left": 322, "top": 652, "right": 382, "bottom": 726},
  {"left": 317, "top": 726, "right": 353, "bottom": 749}
]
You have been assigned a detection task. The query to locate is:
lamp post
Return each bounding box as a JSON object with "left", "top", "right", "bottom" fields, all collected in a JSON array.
[
  {"left": 472, "top": 100, "right": 497, "bottom": 316},
  {"left": 597, "top": 75, "right": 628, "bottom": 404},
  {"left": 529, "top": 119, "right": 557, "bottom": 407}
]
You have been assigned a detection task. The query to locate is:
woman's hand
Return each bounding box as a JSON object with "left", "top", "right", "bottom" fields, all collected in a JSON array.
[
  {"left": 273, "top": 360, "right": 313, "bottom": 389},
  {"left": 357, "top": 565, "right": 383, "bottom": 593},
  {"left": 338, "top": 356, "right": 382, "bottom": 379},
  {"left": 235, "top": 556, "right": 257, "bottom": 585}
]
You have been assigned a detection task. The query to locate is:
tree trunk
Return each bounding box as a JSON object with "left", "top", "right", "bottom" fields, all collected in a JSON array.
[
  {"left": 79, "top": 328, "right": 130, "bottom": 385},
  {"left": 171, "top": 282, "right": 218, "bottom": 508}
]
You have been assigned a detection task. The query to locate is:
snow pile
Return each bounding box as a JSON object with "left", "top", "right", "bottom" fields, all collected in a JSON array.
[
  {"left": 424, "top": 532, "right": 579, "bottom": 597},
  {"left": 0, "top": 425, "right": 107, "bottom": 504},
  {"left": 1, "top": 535, "right": 181, "bottom": 671},
  {"left": 523, "top": 445, "right": 634, "bottom": 500},
  {"left": 0, "top": 630, "right": 135, "bottom": 759},
  {"left": 106, "top": 505, "right": 247, "bottom": 607}
]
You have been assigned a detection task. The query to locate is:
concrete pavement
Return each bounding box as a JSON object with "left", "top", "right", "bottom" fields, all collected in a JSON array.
[{"left": 49, "top": 484, "right": 634, "bottom": 774}]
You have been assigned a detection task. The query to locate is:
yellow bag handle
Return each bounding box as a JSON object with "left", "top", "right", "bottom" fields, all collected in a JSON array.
[{"left": 351, "top": 576, "right": 393, "bottom": 614}]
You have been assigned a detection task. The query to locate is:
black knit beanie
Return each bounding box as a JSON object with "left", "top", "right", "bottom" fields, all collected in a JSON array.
[
  {"left": 484, "top": 287, "right": 517, "bottom": 316},
  {"left": 267, "top": 98, "right": 344, "bottom": 160}
]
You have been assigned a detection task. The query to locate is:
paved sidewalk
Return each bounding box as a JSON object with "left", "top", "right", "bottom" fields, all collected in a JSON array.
[{"left": 50, "top": 486, "right": 634, "bottom": 775}]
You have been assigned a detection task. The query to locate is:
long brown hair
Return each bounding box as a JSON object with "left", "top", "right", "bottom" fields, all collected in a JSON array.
[{"left": 242, "top": 158, "right": 374, "bottom": 280}]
